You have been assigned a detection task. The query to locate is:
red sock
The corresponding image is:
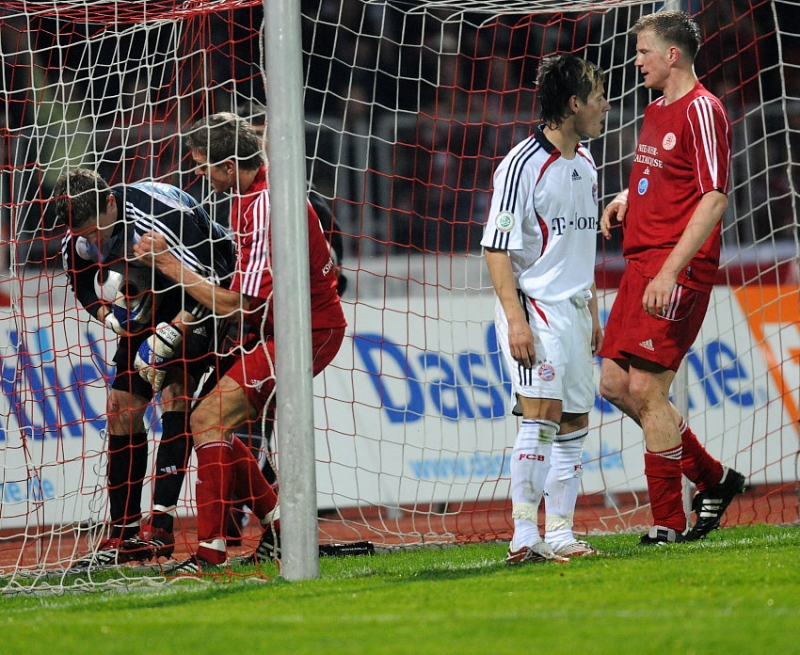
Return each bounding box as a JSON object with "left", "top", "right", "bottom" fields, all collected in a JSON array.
[
  {"left": 644, "top": 448, "right": 686, "bottom": 532},
  {"left": 230, "top": 436, "right": 279, "bottom": 520},
  {"left": 679, "top": 420, "right": 723, "bottom": 492},
  {"left": 194, "top": 441, "right": 235, "bottom": 561}
]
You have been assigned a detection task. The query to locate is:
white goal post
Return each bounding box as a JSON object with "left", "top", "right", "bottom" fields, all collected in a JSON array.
[{"left": 0, "top": 0, "right": 797, "bottom": 591}]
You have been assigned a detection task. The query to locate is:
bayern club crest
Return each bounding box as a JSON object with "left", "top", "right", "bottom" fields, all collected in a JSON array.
[{"left": 537, "top": 363, "right": 556, "bottom": 382}]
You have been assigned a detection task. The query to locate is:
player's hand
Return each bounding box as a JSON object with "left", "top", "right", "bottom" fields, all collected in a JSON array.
[
  {"left": 134, "top": 323, "right": 183, "bottom": 391},
  {"left": 591, "top": 322, "right": 604, "bottom": 355},
  {"left": 507, "top": 316, "right": 536, "bottom": 369},
  {"left": 105, "top": 292, "right": 153, "bottom": 335},
  {"left": 134, "top": 231, "right": 169, "bottom": 267},
  {"left": 642, "top": 273, "right": 678, "bottom": 317},
  {"left": 600, "top": 190, "right": 629, "bottom": 239}
]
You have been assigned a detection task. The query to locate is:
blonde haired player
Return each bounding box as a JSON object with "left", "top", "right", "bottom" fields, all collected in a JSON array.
[
  {"left": 482, "top": 55, "right": 609, "bottom": 563},
  {"left": 598, "top": 11, "right": 745, "bottom": 545}
]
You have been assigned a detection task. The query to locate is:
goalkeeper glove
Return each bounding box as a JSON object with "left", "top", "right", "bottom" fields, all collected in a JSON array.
[
  {"left": 104, "top": 288, "right": 153, "bottom": 335},
  {"left": 134, "top": 322, "right": 183, "bottom": 391}
]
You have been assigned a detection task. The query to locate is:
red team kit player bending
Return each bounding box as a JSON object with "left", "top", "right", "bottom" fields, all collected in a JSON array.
[{"left": 136, "top": 112, "right": 346, "bottom": 571}]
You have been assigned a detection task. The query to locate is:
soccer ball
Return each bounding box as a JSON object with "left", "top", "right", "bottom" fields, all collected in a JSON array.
[
  {"left": 94, "top": 265, "right": 154, "bottom": 327},
  {"left": 94, "top": 268, "right": 124, "bottom": 303}
]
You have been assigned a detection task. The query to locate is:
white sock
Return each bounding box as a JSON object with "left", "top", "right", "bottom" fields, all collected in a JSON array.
[
  {"left": 544, "top": 427, "right": 588, "bottom": 548},
  {"left": 510, "top": 419, "right": 557, "bottom": 549}
]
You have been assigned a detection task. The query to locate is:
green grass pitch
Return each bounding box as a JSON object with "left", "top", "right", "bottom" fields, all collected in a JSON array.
[{"left": 2, "top": 524, "right": 799, "bottom": 655}]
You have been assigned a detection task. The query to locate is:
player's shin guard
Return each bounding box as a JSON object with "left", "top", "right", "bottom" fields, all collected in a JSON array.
[
  {"left": 194, "top": 441, "right": 235, "bottom": 564},
  {"left": 151, "top": 411, "right": 192, "bottom": 533},
  {"left": 644, "top": 446, "right": 686, "bottom": 532},
  {"left": 544, "top": 428, "right": 587, "bottom": 547},
  {"left": 510, "top": 419, "right": 557, "bottom": 548},
  {"left": 678, "top": 418, "right": 723, "bottom": 492},
  {"left": 107, "top": 432, "right": 148, "bottom": 539},
  {"left": 230, "top": 435, "right": 278, "bottom": 520}
]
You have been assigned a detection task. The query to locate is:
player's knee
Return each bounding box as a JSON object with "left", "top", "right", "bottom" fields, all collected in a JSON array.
[
  {"left": 598, "top": 373, "right": 622, "bottom": 404},
  {"left": 159, "top": 380, "right": 190, "bottom": 413},
  {"left": 106, "top": 390, "right": 146, "bottom": 433},
  {"left": 189, "top": 404, "right": 217, "bottom": 443},
  {"left": 559, "top": 413, "right": 589, "bottom": 435},
  {"left": 626, "top": 371, "right": 664, "bottom": 408}
]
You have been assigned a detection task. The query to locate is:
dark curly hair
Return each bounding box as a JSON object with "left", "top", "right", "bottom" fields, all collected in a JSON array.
[
  {"left": 536, "top": 55, "right": 606, "bottom": 129},
  {"left": 52, "top": 168, "right": 111, "bottom": 231}
]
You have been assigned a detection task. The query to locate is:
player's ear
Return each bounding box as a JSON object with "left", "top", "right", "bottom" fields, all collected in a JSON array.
[{"left": 105, "top": 193, "right": 119, "bottom": 222}]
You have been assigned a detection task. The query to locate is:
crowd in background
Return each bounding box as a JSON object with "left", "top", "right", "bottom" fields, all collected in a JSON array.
[{"left": 0, "top": 0, "right": 796, "bottom": 266}]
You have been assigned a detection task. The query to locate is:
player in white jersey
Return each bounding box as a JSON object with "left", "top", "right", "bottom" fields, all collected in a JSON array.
[{"left": 481, "top": 54, "right": 609, "bottom": 563}]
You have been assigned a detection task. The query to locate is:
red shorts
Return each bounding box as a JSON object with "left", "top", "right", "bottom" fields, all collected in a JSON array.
[
  {"left": 224, "top": 327, "right": 345, "bottom": 416},
  {"left": 599, "top": 262, "right": 710, "bottom": 371}
]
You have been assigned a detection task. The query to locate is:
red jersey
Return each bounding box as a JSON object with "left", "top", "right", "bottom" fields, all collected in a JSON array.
[
  {"left": 623, "top": 81, "right": 731, "bottom": 290},
  {"left": 230, "top": 166, "right": 346, "bottom": 333}
]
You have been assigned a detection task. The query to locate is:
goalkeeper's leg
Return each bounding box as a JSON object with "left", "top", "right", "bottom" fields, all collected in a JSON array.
[
  {"left": 68, "top": 387, "right": 151, "bottom": 569},
  {"left": 149, "top": 375, "right": 196, "bottom": 541},
  {"left": 105, "top": 388, "right": 150, "bottom": 542},
  {"left": 150, "top": 409, "right": 190, "bottom": 537},
  {"left": 106, "top": 431, "right": 148, "bottom": 540}
]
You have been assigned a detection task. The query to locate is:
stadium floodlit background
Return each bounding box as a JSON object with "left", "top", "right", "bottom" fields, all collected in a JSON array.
[{"left": 2, "top": 0, "right": 797, "bottom": 262}]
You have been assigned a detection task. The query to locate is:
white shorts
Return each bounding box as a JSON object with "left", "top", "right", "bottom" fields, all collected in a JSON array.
[{"left": 495, "top": 291, "right": 595, "bottom": 415}]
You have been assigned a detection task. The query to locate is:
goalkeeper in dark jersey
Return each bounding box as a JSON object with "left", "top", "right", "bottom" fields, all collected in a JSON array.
[{"left": 54, "top": 168, "right": 235, "bottom": 570}]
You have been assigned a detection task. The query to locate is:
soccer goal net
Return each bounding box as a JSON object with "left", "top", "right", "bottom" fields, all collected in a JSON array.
[{"left": 0, "top": 0, "right": 797, "bottom": 589}]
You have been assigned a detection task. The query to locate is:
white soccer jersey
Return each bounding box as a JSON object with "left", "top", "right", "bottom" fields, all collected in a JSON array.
[{"left": 481, "top": 126, "right": 599, "bottom": 302}]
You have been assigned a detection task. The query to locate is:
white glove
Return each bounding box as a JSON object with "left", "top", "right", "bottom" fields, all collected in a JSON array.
[
  {"left": 104, "top": 290, "right": 153, "bottom": 335},
  {"left": 134, "top": 323, "right": 183, "bottom": 391}
]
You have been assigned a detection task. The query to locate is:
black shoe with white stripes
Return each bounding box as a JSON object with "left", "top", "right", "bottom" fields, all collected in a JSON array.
[
  {"left": 254, "top": 518, "right": 281, "bottom": 563},
  {"left": 639, "top": 526, "right": 690, "bottom": 546},
  {"left": 68, "top": 536, "right": 151, "bottom": 571},
  {"left": 169, "top": 554, "right": 227, "bottom": 576},
  {"left": 686, "top": 467, "right": 746, "bottom": 541}
]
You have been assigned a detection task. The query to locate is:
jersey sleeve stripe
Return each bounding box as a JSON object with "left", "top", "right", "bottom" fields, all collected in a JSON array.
[
  {"left": 696, "top": 98, "right": 718, "bottom": 183},
  {"left": 497, "top": 138, "right": 539, "bottom": 213},
  {"left": 486, "top": 230, "right": 510, "bottom": 250},
  {"left": 129, "top": 206, "right": 208, "bottom": 275},
  {"left": 688, "top": 96, "right": 729, "bottom": 192},
  {"left": 240, "top": 192, "right": 270, "bottom": 298}
]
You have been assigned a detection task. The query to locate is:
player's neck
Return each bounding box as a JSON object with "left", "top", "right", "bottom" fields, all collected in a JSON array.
[
  {"left": 660, "top": 69, "right": 698, "bottom": 105},
  {"left": 237, "top": 168, "right": 259, "bottom": 194},
  {"left": 543, "top": 126, "right": 578, "bottom": 159}
]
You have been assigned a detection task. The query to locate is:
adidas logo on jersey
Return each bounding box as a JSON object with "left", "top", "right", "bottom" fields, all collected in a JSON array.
[
  {"left": 249, "top": 378, "right": 266, "bottom": 393},
  {"left": 571, "top": 169, "right": 582, "bottom": 181},
  {"left": 639, "top": 339, "right": 655, "bottom": 351}
]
